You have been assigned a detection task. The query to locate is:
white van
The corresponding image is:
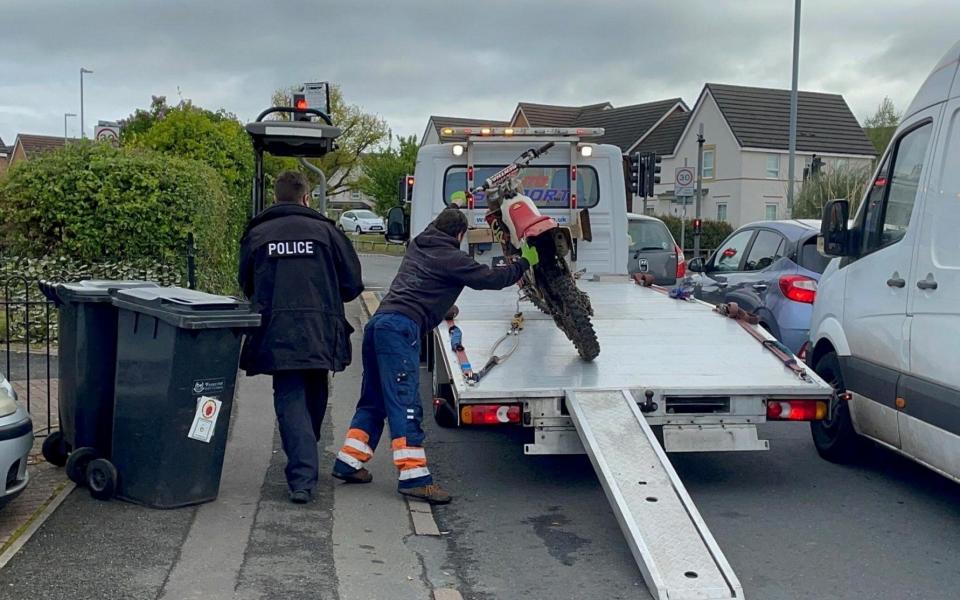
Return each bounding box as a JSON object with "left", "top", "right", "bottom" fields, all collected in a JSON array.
[{"left": 807, "top": 40, "right": 960, "bottom": 482}]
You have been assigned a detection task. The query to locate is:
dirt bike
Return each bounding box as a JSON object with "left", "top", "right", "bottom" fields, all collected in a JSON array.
[{"left": 473, "top": 142, "right": 600, "bottom": 361}]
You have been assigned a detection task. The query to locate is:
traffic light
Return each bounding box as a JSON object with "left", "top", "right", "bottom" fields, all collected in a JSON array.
[
  {"left": 627, "top": 152, "right": 642, "bottom": 196},
  {"left": 292, "top": 92, "right": 310, "bottom": 122},
  {"left": 405, "top": 175, "right": 415, "bottom": 202},
  {"left": 692, "top": 218, "right": 703, "bottom": 236},
  {"left": 644, "top": 153, "right": 662, "bottom": 197}
]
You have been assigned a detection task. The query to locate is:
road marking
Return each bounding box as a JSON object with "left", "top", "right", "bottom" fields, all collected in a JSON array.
[
  {"left": 0, "top": 480, "right": 75, "bottom": 570},
  {"left": 360, "top": 291, "right": 381, "bottom": 317}
]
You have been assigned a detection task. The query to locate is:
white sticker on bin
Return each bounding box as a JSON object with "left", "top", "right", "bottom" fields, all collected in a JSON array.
[{"left": 188, "top": 396, "right": 222, "bottom": 443}]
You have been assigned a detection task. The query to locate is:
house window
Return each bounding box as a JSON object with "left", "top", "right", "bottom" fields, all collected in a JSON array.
[
  {"left": 702, "top": 147, "right": 715, "bottom": 179},
  {"left": 644, "top": 206, "right": 656, "bottom": 216},
  {"left": 765, "top": 204, "right": 778, "bottom": 220},
  {"left": 766, "top": 154, "right": 780, "bottom": 178},
  {"left": 717, "top": 203, "right": 727, "bottom": 222},
  {"left": 350, "top": 190, "right": 361, "bottom": 201}
]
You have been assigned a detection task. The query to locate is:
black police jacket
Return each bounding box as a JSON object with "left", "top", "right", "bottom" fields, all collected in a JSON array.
[
  {"left": 376, "top": 224, "right": 527, "bottom": 332},
  {"left": 238, "top": 203, "right": 363, "bottom": 375}
]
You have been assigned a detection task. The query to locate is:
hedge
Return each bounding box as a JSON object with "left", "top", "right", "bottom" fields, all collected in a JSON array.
[
  {"left": 659, "top": 215, "right": 733, "bottom": 255},
  {"left": 0, "top": 141, "right": 236, "bottom": 294}
]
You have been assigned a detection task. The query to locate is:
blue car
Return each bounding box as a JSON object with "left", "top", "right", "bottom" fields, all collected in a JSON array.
[{"left": 685, "top": 220, "right": 828, "bottom": 354}]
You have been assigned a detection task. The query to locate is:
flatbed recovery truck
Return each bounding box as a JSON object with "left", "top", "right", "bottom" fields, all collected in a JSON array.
[{"left": 381, "top": 127, "right": 836, "bottom": 600}]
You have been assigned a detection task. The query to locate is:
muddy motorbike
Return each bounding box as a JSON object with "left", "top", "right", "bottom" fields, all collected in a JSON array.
[{"left": 474, "top": 143, "right": 600, "bottom": 361}]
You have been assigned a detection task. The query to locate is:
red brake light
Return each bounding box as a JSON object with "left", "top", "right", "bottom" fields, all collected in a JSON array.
[
  {"left": 766, "top": 400, "right": 828, "bottom": 421},
  {"left": 779, "top": 275, "right": 817, "bottom": 304},
  {"left": 294, "top": 98, "right": 308, "bottom": 110},
  {"left": 570, "top": 165, "right": 577, "bottom": 180},
  {"left": 675, "top": 245, "right": 686, "bottom": 278},
  {"left": 461, "top": 404, "right": 521, "bottom": 425}
]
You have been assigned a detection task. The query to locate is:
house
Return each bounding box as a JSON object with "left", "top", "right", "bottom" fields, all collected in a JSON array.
[
  {"left": 509, "top": 99, "right": 688, "bottom": 153},
  {"left": 3, "top": 134, "right": 74, "bottom": 173},
  {"left": 0, "top": 137, "right": 9, "bottom": 176},
  {"left": 648, "top": 84, "right": 876, "bottom": 226},
  {"left": 422, "top": 116, "right": 509, "bottom": 146}
]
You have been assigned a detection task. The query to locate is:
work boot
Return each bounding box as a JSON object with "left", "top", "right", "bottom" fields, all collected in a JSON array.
[
  {"left": 332, "top": 467, "right": 373, "bottom": 484},
  {"left": 399, "top": 483, "right": 453, "bottom": 505},
  {"left": 289, "top": 489, "right": 312, "bottom": 504}
]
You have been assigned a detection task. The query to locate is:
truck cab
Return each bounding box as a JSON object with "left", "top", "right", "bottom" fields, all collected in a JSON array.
[{"left": 808, "top": 39, "right": 960, "bottom": 482}]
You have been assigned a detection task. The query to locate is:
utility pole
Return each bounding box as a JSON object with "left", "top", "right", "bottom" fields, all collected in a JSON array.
[
  {"left": 64, "top": 112, "right": 76, "bottom": 144},
  {"left": 695, "top": 123, "right": 705, "bottom": 260},
  {"left": 786, "top": 0, "right": 801, "bottom": 216},
  {"left": 80, "top": 68, "right": 93, "bottom": 139}
]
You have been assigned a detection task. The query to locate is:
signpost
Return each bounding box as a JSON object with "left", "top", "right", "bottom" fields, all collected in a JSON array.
[
  {"left": 303, "top": 82, "right": 331, "bottom": 116},
  {"left": 675, "top": 166, "right": 695, "bottom": 198},
  {"left": 94, "top": 121, "right": 120, "bottom": 147}
]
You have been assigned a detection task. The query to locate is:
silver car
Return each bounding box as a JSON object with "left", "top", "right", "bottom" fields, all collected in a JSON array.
[
  {"left": 627, "top": 213, "right": 685, "bottom": 285},
  {"left": 0, "top": 372, "right": 31, "bottom": 507},
  {"left": 338, "top": 209, "right": 385, "bottom": 234}
]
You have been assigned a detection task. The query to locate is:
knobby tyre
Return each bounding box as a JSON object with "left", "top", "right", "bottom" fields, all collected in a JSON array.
[{"left": 545, "top": 273, "right": 600, "bottom": 361}]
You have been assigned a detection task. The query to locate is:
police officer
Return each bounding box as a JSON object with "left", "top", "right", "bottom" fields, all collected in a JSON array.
[
  {"left": 332, "top": 207, "right": 538, "bottom": 504},
  {"left": 239, "top": 171, "right": 363, "bottom": 504}
]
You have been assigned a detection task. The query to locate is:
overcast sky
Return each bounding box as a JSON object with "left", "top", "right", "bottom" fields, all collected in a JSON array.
[{"left": 1, "top": 0, "right": 957, "bottom": 146}]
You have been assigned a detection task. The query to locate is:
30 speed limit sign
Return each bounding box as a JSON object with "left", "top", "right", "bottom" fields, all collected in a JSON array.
[{"left": 675, "top": 167, "right": 695, "bottom": 197}]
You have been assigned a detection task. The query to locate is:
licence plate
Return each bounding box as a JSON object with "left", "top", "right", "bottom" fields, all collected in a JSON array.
[{"left": 370, "top": 226, "right": 382, "bottom": 231}]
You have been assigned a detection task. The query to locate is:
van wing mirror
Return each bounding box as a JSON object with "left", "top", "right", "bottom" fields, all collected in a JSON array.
[
  {"left": 818, "top": 199, "right": 853, "bottom": 257},
  {"left": 687, "top": 257, "right": 704, "bottom": 273},
  {"left": 385, "top": 206, "right": 410, "bottom": 244}
]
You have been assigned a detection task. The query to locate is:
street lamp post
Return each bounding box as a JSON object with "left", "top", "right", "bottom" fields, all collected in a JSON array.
[
  {"left": 64, "top": 112, "right": 77, "bottom": 144},
  {"left": 80, "top": 68, "right": 94, "bottom": 139},
  {"left": 786, "top": 0, "right": 801, "bottom": 217}
]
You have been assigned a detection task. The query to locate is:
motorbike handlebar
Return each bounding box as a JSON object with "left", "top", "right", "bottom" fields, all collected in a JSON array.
[{"left": 473, "top": 141, "right": 556, "bottom": 193}]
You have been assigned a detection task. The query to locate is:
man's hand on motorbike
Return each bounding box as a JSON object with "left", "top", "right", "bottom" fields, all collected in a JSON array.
[{"left": 520, "top": 241, "right": 540, "bottom": 268}]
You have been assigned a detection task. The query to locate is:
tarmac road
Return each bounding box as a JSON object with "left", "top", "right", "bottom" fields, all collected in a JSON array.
[{"left": 0, "top": 252, "right": 955, "bottom": 599}]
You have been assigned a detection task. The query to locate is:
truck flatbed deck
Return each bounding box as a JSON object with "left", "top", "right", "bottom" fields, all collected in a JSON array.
[{"left": 436, "top": 277, "right": 830, "bottom": 402}]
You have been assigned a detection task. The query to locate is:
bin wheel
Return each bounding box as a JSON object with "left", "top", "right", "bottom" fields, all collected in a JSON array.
[
  {"left": 66, "top": 447, "right": 98, "bottom": 485},
  {"left": 86, "top": 459, "right": 117, "bottom": 501},
  {"left": 42, "top": 431, "right": 69, "bottom": 467}
]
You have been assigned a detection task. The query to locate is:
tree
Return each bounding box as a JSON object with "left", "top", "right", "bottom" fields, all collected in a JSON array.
[
  {"left": 863, "top": 97, "right": 901, "bottom": 153},
  {"left": 793, "top": 164, "right": 872, "bottom": 220},
  {"left": 270, "top": 84, "right": 389, "bottom": 196},
  {"left": 356, "top": 134, "right": 419, "bottom": 214}
]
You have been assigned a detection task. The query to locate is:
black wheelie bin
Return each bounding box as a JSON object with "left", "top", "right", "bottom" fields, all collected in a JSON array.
[
  {"left": 38, "top": 280, "right": 159, "bottom": 483},
  {"left": 85, "top": 286, "right": 260, "bottom": 508}
]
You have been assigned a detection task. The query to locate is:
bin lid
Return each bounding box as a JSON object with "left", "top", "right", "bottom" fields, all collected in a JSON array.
[
  {"left": 111, "top": 286, "right": 261, "bottom": 330},
  {"left": 54, "top": 280, "right": 161, "bottom": 304}
]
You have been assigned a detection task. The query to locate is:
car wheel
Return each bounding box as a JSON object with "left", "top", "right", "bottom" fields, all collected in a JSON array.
[
  {"left": 86, "top": 458, "right": 117, "bottom": 501},
  {"left": 810, "top": 352, "right": 863, "bottom": 462},
  {"left": 42, "top": 431, "right": 69, "bottom": 467},
  {"left": 338, "top": 224, "right": 344, "bottom": 232},
  {"left": 355, "top": 226, "right": 362, "bottom": 234},
  {"left": 66, "top": 446, "right": 98, "bottom": 485}
]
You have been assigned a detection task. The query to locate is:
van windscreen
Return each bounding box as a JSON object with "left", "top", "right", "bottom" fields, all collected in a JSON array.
[{"left": 443, "top": 165, "right": 599, "bottom": 209}]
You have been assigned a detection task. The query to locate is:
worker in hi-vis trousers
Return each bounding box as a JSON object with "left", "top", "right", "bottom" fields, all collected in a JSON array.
[{"left": 333, "top": 207, "right": 539, "bottom": 503}]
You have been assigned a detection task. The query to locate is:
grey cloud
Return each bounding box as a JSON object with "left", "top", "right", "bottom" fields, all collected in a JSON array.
[{"left": 1, "top": 0, "right": 957, "bottom": 145}]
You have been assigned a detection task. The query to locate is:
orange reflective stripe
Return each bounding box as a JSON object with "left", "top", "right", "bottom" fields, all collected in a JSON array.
[
  {"left": 394, "top": 456, "right": 428, "bottom": 470},
  {"left": 347, "top": 428, "right": 370, "bottom": 444},
  {"left": 391, "top": 437, "right": 408, "bottom": 450},
  {"left": 341, "top": 445, "right": 370, "bottom": 462}
]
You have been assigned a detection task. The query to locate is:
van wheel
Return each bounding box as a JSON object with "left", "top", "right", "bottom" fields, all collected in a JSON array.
[
  {"left": 810, "top": 352, "right": 863, "bottom": 463},
  {"left": 432, "top": 370, "right": 458, "bottom": 428}
]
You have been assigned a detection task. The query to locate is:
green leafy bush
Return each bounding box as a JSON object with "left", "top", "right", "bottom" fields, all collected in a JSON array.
[
  {"left": 0, "top": 141, "right": 235, "bottom": 293},
  {"left": 659, "top": 215, "right": 734, "bottom": 256},
  {"left": 793, "top": 165, "right": 871, "bottom": 220}
]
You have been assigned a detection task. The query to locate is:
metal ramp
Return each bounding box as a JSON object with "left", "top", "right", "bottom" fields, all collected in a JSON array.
[{"left": 566, "top": 389, "right": 745, "bottom": 600}]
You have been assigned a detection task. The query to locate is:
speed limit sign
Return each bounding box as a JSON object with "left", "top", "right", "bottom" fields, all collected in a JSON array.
[{"left": 675, "top": 167, "right": 695, "bottom": 197}]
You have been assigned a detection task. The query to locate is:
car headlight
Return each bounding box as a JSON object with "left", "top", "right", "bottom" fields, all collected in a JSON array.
[{"left": 0, "top": 380, "right": 18, "bottom": 418}]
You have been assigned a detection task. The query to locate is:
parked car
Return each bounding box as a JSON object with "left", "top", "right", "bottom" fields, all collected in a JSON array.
[
  {"left": 626, "top": 213, "right": 685, "bottom": 285},
  {"left": 338, "top": 209, "right": 385, "bottom": 234},
  {"left": 0, "top": 372, "right": 32, "bottom": 507},
  {"left": 806, "top": 39, "right": 959, "bottom": 482},
  {"left": 686, "top": 219, "right": 828, "bottom": 354}
]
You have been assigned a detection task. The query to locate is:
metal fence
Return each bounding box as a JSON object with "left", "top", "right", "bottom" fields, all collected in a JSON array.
[{"left": 0, "top": 251, "right": 193, "bottom": 439}]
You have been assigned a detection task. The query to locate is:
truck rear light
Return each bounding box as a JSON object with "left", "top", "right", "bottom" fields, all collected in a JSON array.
[
  {"left": 779, "top": 275, "right": 817, "bottom": 304},
  {"left": 675, "top": 245, "right": 686, "bottom": 279},
  {"left": 461, "top": 404, "right": 521, "bottom": 425},
  {"left": 766, "top": 399, "right": 828, "bottom": 421}
]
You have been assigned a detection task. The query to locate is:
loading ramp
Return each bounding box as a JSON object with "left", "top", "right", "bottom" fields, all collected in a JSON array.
[{"left": 567, "top": 389, "right": 745, "bottom": 600}]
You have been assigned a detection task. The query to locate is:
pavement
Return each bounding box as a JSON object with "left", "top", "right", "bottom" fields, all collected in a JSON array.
[{"left": 0, "top": 253, "right": 956, "bottom": 599}]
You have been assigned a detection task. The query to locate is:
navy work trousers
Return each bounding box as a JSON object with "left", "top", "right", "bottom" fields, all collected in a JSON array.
[
  {"left": 333, "top": 312, "right": 432, "bottom": 489},
  {"left": 273, "top": 369, "right": 329, "bottom": 492}
]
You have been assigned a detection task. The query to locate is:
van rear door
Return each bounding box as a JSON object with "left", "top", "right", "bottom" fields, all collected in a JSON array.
[{"left": 902, "top": 98, "right": 960, "bottom": 479}]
